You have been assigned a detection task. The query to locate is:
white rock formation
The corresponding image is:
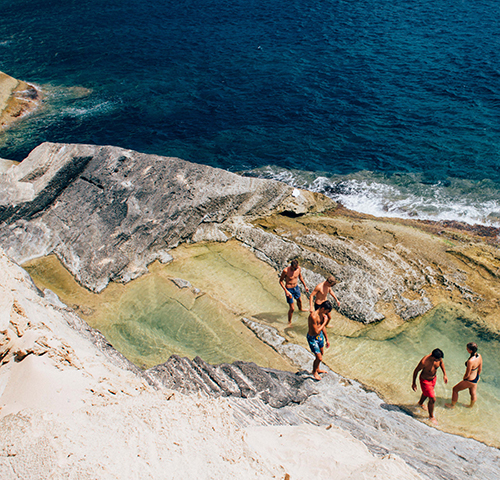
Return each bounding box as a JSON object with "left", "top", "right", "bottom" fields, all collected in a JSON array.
[{"left": 0, "top": 248, "right": 423, "bottom": 479}]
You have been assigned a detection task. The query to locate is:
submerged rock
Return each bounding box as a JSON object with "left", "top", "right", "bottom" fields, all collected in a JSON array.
[{"left": 0, "top": 71, "right": 40, "bottom": 130}]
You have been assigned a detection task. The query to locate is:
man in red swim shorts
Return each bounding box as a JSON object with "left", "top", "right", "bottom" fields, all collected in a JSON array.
[{"left": 412, "top": 348, "right": 448, "bottom": 424}]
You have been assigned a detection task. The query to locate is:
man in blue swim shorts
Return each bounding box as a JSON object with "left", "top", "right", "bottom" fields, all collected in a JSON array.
[
  {"left": 307, "top": 301, "right": 332, "bottom": 380},
  {"left": 279, "top": 259, "right": 309, "bottom": 324}
]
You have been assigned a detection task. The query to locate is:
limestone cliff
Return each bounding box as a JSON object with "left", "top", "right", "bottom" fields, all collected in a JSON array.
[{"left": 0, "top": 143, "right": 331, "bottom": 292}]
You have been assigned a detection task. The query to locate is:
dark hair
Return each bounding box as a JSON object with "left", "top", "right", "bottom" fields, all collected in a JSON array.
[
  {"left": 319, "top": 300, "right": 333, "bottom": 312},
  {"left": 467, "top": 342, "right": 478, "bottom": 355},
  {"left": 432, "top": 348, "right": 444, "bottom": 359},
  {"left": 291, "top": 259, "right": 299, "bottom": 268}
]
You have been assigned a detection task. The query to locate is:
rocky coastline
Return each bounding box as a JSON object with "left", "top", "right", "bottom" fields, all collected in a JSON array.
[
  {"left": 0, "top": 71, "right": 40, "bottom": 131},
  {"left": 1, "top": 142, "right": 499, "bottom": 329},
  {"left": 1, "top": 142, "right": 500, "bottom": 478}
]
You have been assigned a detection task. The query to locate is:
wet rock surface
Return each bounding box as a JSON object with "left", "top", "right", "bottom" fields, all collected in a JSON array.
[{"left": 146, "top": 353, "right": 500, "bottom": 480}]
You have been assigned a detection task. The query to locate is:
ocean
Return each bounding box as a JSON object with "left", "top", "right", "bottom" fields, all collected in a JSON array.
[{"left": 1, "top": 0, "right": 500, "bottom": 225}]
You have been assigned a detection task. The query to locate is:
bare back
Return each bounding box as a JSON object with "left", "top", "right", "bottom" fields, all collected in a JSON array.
[{"left": 464, "top": 354, "right": 482, "bottom": 381}]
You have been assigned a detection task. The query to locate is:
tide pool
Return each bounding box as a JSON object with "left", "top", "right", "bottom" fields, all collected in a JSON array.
[
  {"left": 24, "top": 241, "right": 500, "bottom": 447},
  {"left": 320, "top": 305, "right": 500, "bottom": 447},
  {"left": 23, "top": 242, "right": 295, "bottom": 371}
]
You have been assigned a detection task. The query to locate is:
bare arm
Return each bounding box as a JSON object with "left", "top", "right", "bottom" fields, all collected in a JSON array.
[
  {"left": 298, "top": 270, "right": 309, "bottom": 292},
  {"left": 329, "top": 287, "right": 340, "bottom": 307},
  {"left": 309, "top": 285, "right": 320, "bottom": 311},
  {"left": 463, "top": 360, "right": 473, "bottom": 381},
  {"left": 440, "top": 360, "right": 448, "bottom": 384},
  {"left": 412, "top": 361, "right": 424, "bottom": 391},
  {"left": 322, "top": 326, "right": 329, "bottom": 348},
  {"left": 320, "top": 314, "right": 329, "bottom": 347}
]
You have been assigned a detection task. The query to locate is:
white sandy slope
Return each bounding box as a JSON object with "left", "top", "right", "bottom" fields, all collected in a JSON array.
[{"left": 0, "top": 248, "right": 422, "bottom": 479}]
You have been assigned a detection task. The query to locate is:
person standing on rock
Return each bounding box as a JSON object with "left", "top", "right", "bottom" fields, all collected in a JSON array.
[
  {"left": 279, "top": 259, "right": 309, "bottom": 324},
  {"left": 307, "top": 301, "right": 333, "bottom": 380},
  {"left": 445, "top": 342, "right": 482, "bottom": 409},
  {"left": 309, "top": 276, "right": 340, "bottom": 327},
  {"left": 412, "top": 348, "right": 448, "bottom": 424}
]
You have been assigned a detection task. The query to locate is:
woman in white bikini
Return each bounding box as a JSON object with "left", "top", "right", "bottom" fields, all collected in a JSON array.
[{"left": 446, "top": 342, "right": 482, "bottom": 408}]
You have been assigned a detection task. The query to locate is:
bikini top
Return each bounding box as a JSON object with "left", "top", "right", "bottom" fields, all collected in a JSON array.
[{"left": 466, "top": 353, "right": 479, "bottom": 368}]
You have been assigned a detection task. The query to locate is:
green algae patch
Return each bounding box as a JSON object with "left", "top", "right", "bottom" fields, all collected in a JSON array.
[{"left": 22, "top": 242, "right": 296, "bottom": 371}]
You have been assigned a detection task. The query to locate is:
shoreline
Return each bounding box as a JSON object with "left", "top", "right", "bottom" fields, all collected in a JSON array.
[
  {"left": 0, "top": 72, "right": 498, "bottom": 232},
  {"left": 1, "top": 142, "right": 499, "bottom": 477},
  {"left": 0, "top": 71, "right": 41, "bottom": 130},
  {"left": 23, "top": 240, "right": 500, "bottom": 449}
]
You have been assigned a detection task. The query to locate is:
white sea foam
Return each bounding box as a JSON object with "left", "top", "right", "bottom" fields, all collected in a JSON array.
[
  {"left": 62, "top": 100, "right": 114, "bottom": 118},
  {"left": 246, "top": 166, "right": 500, "bottom": 227}
]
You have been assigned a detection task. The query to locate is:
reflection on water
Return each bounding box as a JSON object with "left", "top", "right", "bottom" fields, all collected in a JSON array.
[{"left": 23, "top": 241, "right": 500, "bottom": 447}]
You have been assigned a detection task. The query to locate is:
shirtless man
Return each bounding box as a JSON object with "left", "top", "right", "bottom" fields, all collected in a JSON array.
[
  {"left": 309, "top": 276, "right": 340, "bottom": 326},
  {"left": 279, "top": 259, "right": 309, "bottom": 324},
  {"left": 307, "top": 301, "right": 333, "bottom": 380},
  {"left": 412, "top": 349, "right": 448, "bottom": 424}
]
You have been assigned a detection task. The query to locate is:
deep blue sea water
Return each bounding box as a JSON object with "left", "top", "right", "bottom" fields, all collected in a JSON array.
[{"left": 2, "top": 0, "right": 500, "bottom": 224}]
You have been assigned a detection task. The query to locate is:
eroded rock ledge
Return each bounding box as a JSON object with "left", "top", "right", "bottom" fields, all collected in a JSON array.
[
  {"left": 0, "top": 71, "right": 39, "bottom": 130},
  {"left": 1, "top": 143, "right": 500, "bottom": 327},
  {"left": 0, "top": 143, "right": 330, "bottom": 292}
]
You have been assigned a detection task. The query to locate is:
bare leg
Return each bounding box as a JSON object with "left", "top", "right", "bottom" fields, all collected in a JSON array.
[
  {"left": 418, "top": 394, "right": 428, "bottom": 411},
  {"left": 325, "top": 312, "right": 332, "bottom": 327},
  {"left": 312, "top": 352, "right": 323, "bottom": 380},
  {"left": 445, "top": 380, "right": 471, "bottom": 408},
  {"left": 428, "top": 397, "right": 437, "bottom": 424},
  {"left": 297, "top": 297, "right": 308, "bottom": 312},
  {"left": 317, "top": 347, "right": 327, "bottom": 373},
  {"left": 467, "top": 385, "right": 477, "bottom": 408},
  {"left": 287, "top": 302, "right": 295, "bottom": 324}
]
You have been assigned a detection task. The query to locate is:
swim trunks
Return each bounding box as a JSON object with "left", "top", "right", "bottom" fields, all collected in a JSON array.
[
  {"left": 286, "top": 285, "right": 301, "bottom": 304},
  {"left": 307, "top": 332, "right": 324, "bottom": 354},
  {"left": 420, "top": 376, "right": 437, "bottom": 398},
  {"left": 314, "top": 302, "right": 324, "bottom": 311}
]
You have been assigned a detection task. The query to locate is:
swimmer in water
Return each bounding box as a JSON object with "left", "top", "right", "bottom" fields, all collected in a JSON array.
[{"left": 445, "top": 342, "right": 483, "bottom": 409}]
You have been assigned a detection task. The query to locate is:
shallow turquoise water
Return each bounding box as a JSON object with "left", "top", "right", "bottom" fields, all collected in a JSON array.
[{"left": 319, "top": 304, "right": 500, "bottom": 447}]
